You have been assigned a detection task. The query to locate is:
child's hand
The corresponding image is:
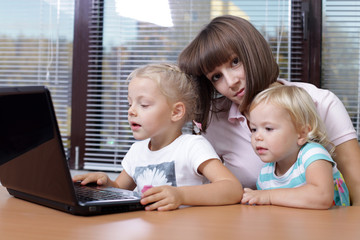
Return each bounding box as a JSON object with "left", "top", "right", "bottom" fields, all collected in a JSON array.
[
  {"left": 72, "top": 172, "right": 110, "bottom": 186},
  {"left": 140, "top": 185, "right": 183, "bottom": 211},
  {"left": 241, "top": 188, "right": 271, "bottom": 205}
]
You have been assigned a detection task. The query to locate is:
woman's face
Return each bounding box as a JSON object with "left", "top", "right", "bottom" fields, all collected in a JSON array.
[{"left": 205, "top": 55, "right": 246, "bottom": 107}]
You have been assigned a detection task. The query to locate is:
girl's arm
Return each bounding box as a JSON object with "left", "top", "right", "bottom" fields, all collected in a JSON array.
[
  {"left": 72, "top": 170, "right": 136, "bottom": 190},
  {"left": 114, "top": 170, "right": 137, "bottom": 190},
  {"left": 333, "top": 139, "right": 360, "bottom": 206},
  {"left": 72, "top": 172, "right": 115, "bottom": 187},
  {"left": 140, "top": 159, "right": 243, "bottom": 211},
  {"left": 241, "top": 160, "right": 334, "bottom": 209}
]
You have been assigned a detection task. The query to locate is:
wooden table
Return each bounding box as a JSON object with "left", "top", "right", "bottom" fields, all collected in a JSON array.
[{"left": 0, "top": 187, "right": 359, "bottom": 240}]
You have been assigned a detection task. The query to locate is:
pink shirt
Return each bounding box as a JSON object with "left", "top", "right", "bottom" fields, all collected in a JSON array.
[{"left": 203, "top": 79, "right": 357, "bottom": 189}]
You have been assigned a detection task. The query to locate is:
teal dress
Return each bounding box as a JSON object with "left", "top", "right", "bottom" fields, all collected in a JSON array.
[{"left": 257, "top": 142, "right": 350, "bottom": 206}]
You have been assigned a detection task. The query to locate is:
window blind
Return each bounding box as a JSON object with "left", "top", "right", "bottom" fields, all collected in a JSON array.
[
  {"left": 290, "top": 0, "right": 304, "bottom": 82},
  {"left": 83, "top": 0, "right": 292, "bottom": 171},
  {"left": 322, "top": 0, "right": 360, "bottom": 138},
  {"left": 0, "top": 0, "right": 74, "bottom": 158}
]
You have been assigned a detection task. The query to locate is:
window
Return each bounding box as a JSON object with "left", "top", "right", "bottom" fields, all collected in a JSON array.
[
  {"left": 71, "top": 0, "right": 295, "bottom": 171},
  {"left": 0, "top": 0, "right": 74, "bottom": 159},
  {"left": 4, "top": 1, "right": 355, "bottom": 172},
  {"left": 322, "top": 0, "right": 360, "bottom": 136}
]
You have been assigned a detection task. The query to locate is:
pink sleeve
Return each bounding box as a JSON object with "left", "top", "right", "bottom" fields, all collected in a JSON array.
[
  {"left": 281, "top": 80, "right": 357, "bottom": 146},
  {"left": 314, "top": 88, "right": 357, "bottom": 146}
]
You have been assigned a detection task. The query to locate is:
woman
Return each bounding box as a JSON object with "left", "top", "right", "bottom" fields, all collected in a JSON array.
[{"left": 178, "top": 15, "right": 360, "bottom": 205}]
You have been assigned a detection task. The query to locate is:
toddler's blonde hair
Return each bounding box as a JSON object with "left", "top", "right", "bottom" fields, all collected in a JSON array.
[{"left": 249, "top": 84, "right": 335, "bottom": 155}]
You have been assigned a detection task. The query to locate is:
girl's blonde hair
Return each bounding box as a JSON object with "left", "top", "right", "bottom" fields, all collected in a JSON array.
[
  {"left": 249, "top": 84, "right": 335, "bottom": 155},
  {"left": 127, "top": 63, "right": 202, "bottom": 125}
]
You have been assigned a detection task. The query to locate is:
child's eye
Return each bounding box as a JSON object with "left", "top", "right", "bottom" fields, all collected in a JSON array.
[
  {"left": 250, "top": 127, "right": 256, "bottom": 133},
  {"left": 265, "top": 127, "right": 274, "bottom": 131}
]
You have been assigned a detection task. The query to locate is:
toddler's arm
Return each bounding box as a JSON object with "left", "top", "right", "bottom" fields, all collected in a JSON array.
[
  {"left": 140, "top": 159, "right": 243, "bottom": 211},
  {"left": 241, "top": 160, "right": 334, "bottom": 209}
]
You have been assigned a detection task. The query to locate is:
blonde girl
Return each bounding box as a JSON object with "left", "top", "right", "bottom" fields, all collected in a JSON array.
[{"left": 74, "top": 63, "right": 243, "bottom": 211}]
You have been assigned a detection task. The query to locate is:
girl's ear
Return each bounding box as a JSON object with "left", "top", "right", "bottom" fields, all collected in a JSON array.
[
  {"left": 297, "top": 124, "right": 311, "bottom": 146},
  {"left": 171, "top": 102, "right": 185, "bottom": 122}
]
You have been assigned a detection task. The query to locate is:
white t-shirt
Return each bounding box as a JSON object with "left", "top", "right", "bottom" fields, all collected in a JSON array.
[
  {"left": 204, "top": 79, "right": 357, "bottom": 189},
  {"left": 122, "top": 134, "right": 220, "bottom": 193}
]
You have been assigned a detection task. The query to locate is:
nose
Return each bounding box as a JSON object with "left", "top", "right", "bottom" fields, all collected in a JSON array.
[
  {"left": 128, "top": 105, "right": 136, "bottom": 116},
  {"left": 223, "top": 69, "right": 239, "bottom": 89},
  {"left": 254, "top": 131, "right": 263, "bottom": 141}
]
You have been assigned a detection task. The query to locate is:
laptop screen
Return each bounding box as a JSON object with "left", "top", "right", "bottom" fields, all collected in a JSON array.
[
  {"left": 0, "top": 86, "right": 77, "bottom": 206},
  {"left": 0, "top": 92, "right": 54, "bottom": 166}
]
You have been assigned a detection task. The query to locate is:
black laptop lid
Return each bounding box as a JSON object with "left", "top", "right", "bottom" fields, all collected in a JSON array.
[
  {"left": 0, "top": 87, "right": 53, "bottom": 165},
  {"left": 0, "top": 86, "right": 77, "bottom": 206}
]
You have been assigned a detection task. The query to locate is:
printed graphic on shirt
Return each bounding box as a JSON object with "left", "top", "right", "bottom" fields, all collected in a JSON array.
[{"left": 134, "top": 161, "right": 177, "bottom": 193}]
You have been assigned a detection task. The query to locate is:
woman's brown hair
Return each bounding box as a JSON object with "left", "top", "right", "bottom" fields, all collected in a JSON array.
[{"left": 178, "top": 15, "right": 279, "bottom": 131}]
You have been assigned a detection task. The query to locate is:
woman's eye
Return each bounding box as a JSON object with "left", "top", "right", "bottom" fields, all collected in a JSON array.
[
  {"left": 232, "top": 57, "right": 240, "bottom": 66},
  {"left": 211, "top": 73, "right": 222, "bottom": 82}
]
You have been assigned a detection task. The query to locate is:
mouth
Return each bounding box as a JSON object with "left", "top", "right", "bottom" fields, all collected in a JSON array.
[
  {"left": 130, "top": 121, "right": 141, "bottom": 130},
  {"left": 256, "top": 146, "right": 268, "bottom": 154},
  {"left": 234, "top": 88, "right": 245, "bottom": 98}
]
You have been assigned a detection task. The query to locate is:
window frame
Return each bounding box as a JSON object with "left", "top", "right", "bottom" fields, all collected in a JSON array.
[{"left": 298, "top": 0, "right": 322, "bottom": 87}]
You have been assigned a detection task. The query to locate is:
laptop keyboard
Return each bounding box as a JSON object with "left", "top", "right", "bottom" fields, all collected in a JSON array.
[{"left": 74, "top": 183, "right": 140, "bottom": 202}]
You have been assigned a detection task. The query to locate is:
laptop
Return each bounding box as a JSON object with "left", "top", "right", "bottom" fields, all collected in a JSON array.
[{"left": 0, "top": 86, "right": 144, "bottom": 216}]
